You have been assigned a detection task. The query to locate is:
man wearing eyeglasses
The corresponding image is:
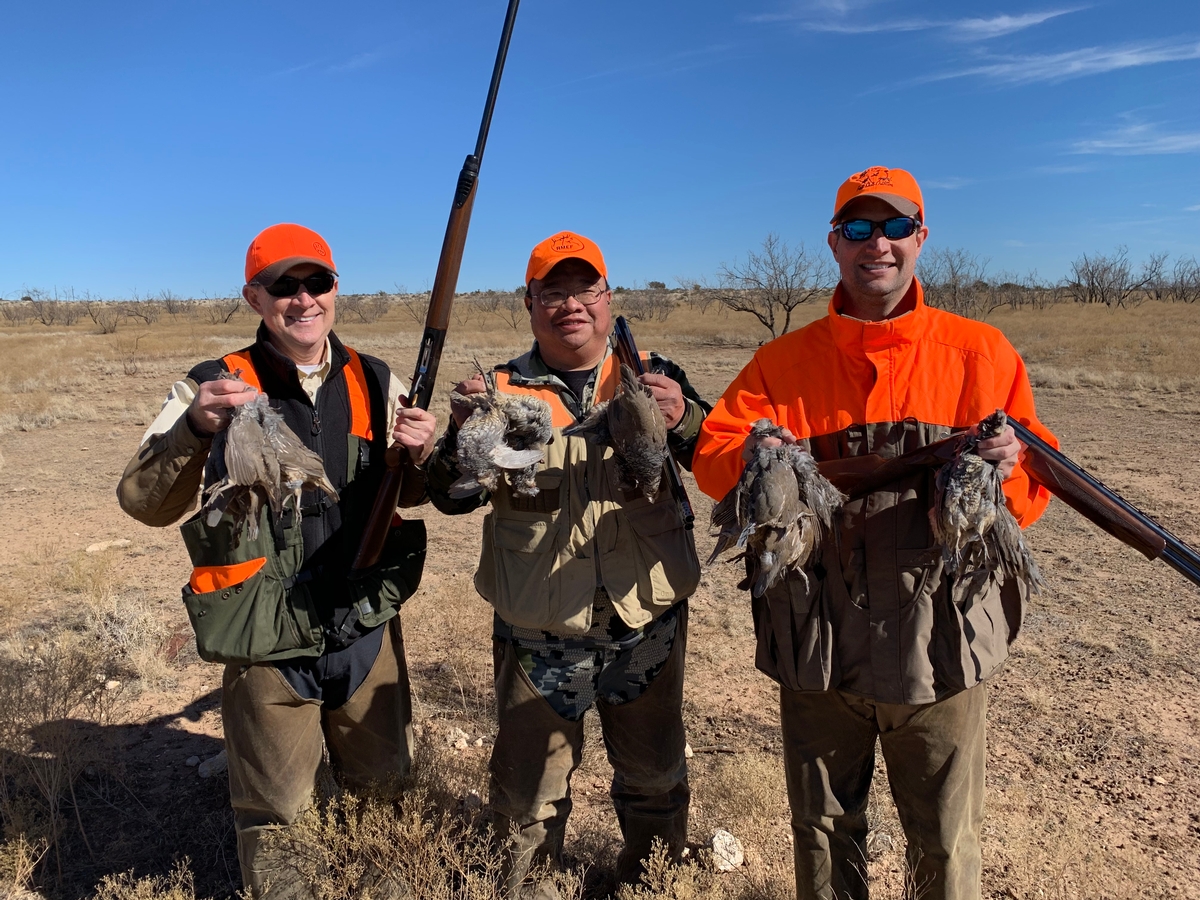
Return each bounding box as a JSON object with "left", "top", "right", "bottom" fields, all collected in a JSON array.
[
  {"left": 117, "top": 223, "right": 437, "bottom": 897},
  {"left": 693, "top": 168, "right": 1056, "bottom": 900},
  {"left": 424, "top": 231, "right": 710, "bottom": 896}
]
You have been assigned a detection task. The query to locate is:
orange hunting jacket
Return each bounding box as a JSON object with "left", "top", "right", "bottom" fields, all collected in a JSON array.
[{"left": 694, "top": 280, "right": 1057, "bottom": 704}]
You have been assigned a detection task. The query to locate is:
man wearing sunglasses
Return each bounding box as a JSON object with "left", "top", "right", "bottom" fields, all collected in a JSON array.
[
  {"left": 424, "top": 231, "right": 710, "bottom": 896},
  {"left": 694, "top": 168, "right": 1057, "bottom": 900},
  {"left": 117, "top": 223, "right": 437, "bottom": 897}
]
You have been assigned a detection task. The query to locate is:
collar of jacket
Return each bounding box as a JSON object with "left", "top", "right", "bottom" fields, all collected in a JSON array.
[
  {"left": 253, "top": 322, "right": 351, "bottom": 394},
  {"left": 503, "top": 338, "right": 616, "bottom": 387},
  {"left": 827, "top": 278, "right": 930, "bottom": 356}
]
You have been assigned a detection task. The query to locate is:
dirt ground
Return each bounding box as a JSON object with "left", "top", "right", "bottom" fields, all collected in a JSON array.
[{"left": 0, "top": 300, "right": 1197, "bottom": 899}]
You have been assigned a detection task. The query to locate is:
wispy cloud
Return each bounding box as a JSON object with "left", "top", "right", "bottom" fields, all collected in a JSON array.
[
  {"left": 921, "top": 40, "right": 1200, "bottom": 85},
  {"left": 745, "top": 3, "right": 1081, "bottom": 40},
  {"left": 1073, "top": 121, "right": 1200, "bottom": 154},
  {"left": 1033, "top": 163, "right": 1096, "bottom": 175},
  {"left": 923, "top": 176, "right": 972, "bottom": 189},
  {"left": 1186, "top": 204, "right": 1200, "bottom": 212},
  {"left": 949, "top": 11, "right": 1079, "bottom": 40},
  {"left": 552, "top": 44, "right": 739, "bottom": 89},
  {"left": 327, "top": 51, "right": 385, "bottom": 73},
  {"left": 270, "top": 49, "right": 389, "bottom": 78}
]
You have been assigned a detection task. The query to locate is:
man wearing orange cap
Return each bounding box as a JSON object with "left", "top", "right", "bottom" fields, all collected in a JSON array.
[
  {"left": 693, "top": 168, "right": 1057, "bottom": 900},
  {"left": 424, "top": 231, "right": 710, "bottom": 895},
  {"left": 117, "top": 223, "right": 437, "bottom": 897}
]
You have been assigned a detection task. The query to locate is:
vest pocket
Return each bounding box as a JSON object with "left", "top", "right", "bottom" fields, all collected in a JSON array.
[
  {"left": 182, "top": 569, "right": 321, "bottom": 664},
  {"left": 896, "top": 547, "right": 942, "bottom": 610},
  {"left": 610, "top": 499, "right": 700, "bottom": 607},
  {"left": 178, "top": 507, "right": 322, "bottom": 665},
  {"left": 477, "top": 511, "right": 560, "bottom": 629},
  {"left": 754, "top": 568, "right": 836, "bottom": 692},
  {"left": 935, "top": 569, "right": 1015, "bottom": 691}
]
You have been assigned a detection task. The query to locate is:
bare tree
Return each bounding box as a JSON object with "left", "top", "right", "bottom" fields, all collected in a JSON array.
[
  {"left": 159, "top": 290, "right": 188, "bottom": 320},
  {"left": 396, "top": 291, "right": 431, "bottom": 326},
  {"left": 1141, "top": 252, "right": 1169, "bottom": 303},
  {"left": 1167, "top": 255, "right": 1200, "bottom": 304},
  {"left": 0, "top": 300, "right": 32, "bottom": 326},
  {"left": 124, "top": 292, "right": 161, "bottom": 326},
  {"left": 617, "top": 286, "right": 676, "bottom": 322},
  {"left": 202, "top": 294, "right": 243, "bottom": 325},
  {"left": 485, "top": 289, "right": 527, "bottom": 331},
  {"left": 28, "top": 289, "right": 59, "bottom": 326},
  {"left": 918, "top": 248, "right": 994, "bottom": 318},
  {"left": 1066, "top": 246, "right": 1147, "bottom": 308},
  {"left": 85, "top": 299, "right": 125, "bottom": 334},
  {"left": 708, "top": 234, "right": 834, "bottom": 337}
]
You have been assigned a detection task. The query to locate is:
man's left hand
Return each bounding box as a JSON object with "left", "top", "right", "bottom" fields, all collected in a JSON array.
[
  {"left": 637, "top": 373, "right": 686, "bottom": 430},
  {"left": 393, "top": 406, "right": 437, "bottom": 465},
  {"left": 976, "top": 424, "right": 1020, "bottom": 480}
]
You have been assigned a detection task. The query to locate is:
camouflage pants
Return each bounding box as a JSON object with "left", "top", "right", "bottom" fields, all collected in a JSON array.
[
  {"left": 490, "top": 600, "right": 690, "bottom": 892},
  {"left": 507, "top": 596, "right": 680, "bottom": 721}
]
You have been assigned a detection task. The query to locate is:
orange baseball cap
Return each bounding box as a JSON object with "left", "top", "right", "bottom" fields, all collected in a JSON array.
[
  {"left": 831, "top": 166, "right": 924, "bottom": 224},
  {"left": 525, "top": 231, "right": 608, "bottom": 285},
  {"left": 245, "top": 223, "right": 338, "bottom": 285}
]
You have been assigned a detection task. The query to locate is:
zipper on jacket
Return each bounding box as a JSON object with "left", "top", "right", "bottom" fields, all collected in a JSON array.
[{"left": 311, "top": 412, "right": 321, "bottom": 436}]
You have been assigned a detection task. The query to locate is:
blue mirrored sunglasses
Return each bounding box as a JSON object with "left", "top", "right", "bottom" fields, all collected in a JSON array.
[{"left": 835, "top": 217, "right": 920, "bottom": 242}]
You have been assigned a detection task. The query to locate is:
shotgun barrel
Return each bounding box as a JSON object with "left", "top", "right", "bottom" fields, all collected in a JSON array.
[
  {"left": 1010, "top": 419, "right": 1200, "bottom": 587},
  {"left": 351, "top": 0, "right": 522, "bottom": 577}
]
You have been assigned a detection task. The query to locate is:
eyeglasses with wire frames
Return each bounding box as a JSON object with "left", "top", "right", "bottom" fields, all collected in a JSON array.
[{"left": 531, "top": 284, "right": 610, "bottom": 309}]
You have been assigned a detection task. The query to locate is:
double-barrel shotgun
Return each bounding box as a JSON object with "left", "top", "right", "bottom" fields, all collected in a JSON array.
[{"left": 814, "top": 416, "right": 1200, "bottom": 588}]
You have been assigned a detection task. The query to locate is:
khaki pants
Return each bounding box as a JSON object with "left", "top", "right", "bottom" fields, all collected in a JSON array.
[
  {"left": 489, "top": 608, "right": 690, "bottom": 892},
  {"left": 780, "top": 683, "right": 986, "bottom": 900},
  {"left": 222, "top": 617, "right": 414, "bottom": 896}
]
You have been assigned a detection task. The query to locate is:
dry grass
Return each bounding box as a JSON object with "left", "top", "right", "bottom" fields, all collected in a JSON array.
[
  {"left": 91, "top": 863, "right": 196, "bottom": 900},
  {"left": 0, "top": 637, "right": 122, "bottom": 888}
]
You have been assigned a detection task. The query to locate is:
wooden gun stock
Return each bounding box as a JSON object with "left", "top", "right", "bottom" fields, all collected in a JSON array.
[
  {"left": 350, "top": 0, "right": 521, "bottom": 578},
  {"left": 817, "top": 433, "right": 963, "bottom": 499},
  {"left": 612, "top": 316, "right": 695, "bottom": 529}
]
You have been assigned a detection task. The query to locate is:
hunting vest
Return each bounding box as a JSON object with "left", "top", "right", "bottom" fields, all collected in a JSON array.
[
  {"left": 476, "top": 346, "right": 701, "bottom": 634},
  {"left": 177, "top": 326, "right": 425, "bottom": 665}
]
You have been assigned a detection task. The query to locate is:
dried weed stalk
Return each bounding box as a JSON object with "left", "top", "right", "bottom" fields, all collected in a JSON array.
[{"left": 0, "top": 638, "right": 121, "bottom": 885}]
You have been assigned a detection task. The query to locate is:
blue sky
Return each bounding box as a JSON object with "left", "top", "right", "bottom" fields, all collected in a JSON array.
[{"left": 2, "top": 0, "right": 1198, "bottom": 297}]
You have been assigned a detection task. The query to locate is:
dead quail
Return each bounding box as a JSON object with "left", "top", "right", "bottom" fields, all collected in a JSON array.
[
  {"left": 931, "top": 408, "right": 1043, "bottom": 594},
  {"left": 202, "top": 380, "right": 338, "bottom": 541},
  {"left": 562, "top": 363, "right": 667, "bottom": 501},
  {"left": 709, "top": 419, "right": 846, "bottom": 597},
  {"left": 449, "top": 366, "right": 553, "bottom": 499}
]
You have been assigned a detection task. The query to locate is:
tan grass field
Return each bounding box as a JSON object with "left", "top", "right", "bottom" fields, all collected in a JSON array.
[{"left": 0, "top": 297, "right": 1197, "bottom": 899}]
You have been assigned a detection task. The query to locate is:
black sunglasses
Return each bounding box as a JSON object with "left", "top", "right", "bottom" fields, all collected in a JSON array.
[
  {"left": 835, "top": 217, "right": 920, "bottom": 242},
  {"left": 259, "top": 271, "right": 337, "bottom": 298}
]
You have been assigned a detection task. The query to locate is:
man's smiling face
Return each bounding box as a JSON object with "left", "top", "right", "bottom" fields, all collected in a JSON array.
[
  {"left": 243, "top": 262, "right": 337, "bottom": 366},
  {"left": 827, "top": 196, "right": 928, "bottom": 320}
]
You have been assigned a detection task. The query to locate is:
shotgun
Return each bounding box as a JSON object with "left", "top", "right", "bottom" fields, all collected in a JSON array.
[
  {"left": 1008, "top": 419, "right": 1200, "bottom": 587},
  {"left": 612, "top": 315, "right": 696, "bottom": 529},
  {"left": 351, "top": 0, "right": 521, "bottom": 577},
  {"left": 810, "top": 417, "right": 1200, "bottom": 588}
]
